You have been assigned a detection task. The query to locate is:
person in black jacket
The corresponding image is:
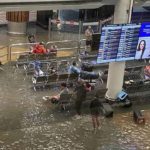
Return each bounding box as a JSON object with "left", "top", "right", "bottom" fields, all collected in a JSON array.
[
  {"left": 28, "top": 34, "right": 36, "bottom": 43},
  {"left": 75, "top": 79, "right": 87, "bottom": 116},
  {"left": 90, "top": 96, "right": 101, "bottom": 131}
]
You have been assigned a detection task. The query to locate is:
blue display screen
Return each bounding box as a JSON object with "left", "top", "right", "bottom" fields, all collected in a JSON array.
[
  {"left": 139, "top": 23, "right": 150, "bottom": 37},
  {"left": 97, "top": 22, "right": 150, "bottom": 64}
]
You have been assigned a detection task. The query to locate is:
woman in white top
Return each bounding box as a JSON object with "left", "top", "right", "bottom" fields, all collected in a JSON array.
[{"left": 135, "top": 40, "right": 146, "bottom": 59}]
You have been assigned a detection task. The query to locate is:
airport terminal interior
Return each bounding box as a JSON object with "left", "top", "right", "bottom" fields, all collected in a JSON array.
[{"left": 0, "top": 0, "right": 150, "bottom": 149}]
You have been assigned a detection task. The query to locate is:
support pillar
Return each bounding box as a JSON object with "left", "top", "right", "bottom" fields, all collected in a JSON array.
[
  {"left": 105, "top": 0, "right": 133, "bottom": 101},
  {"left": 6, "top": 11, "right": 29, "bottom": 35}
]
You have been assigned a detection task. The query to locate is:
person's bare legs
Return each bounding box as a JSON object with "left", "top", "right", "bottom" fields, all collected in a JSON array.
[
  {"left": 92, "top": 116, "right": 96, "bottom": 129},
  {"left": 96, "top": 116, "right": 100, "bottom": 128}
]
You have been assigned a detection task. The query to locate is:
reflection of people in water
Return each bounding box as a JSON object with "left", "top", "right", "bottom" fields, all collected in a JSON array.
[{"left": 135, "top": 40, "right": 146, "bottom": 59}]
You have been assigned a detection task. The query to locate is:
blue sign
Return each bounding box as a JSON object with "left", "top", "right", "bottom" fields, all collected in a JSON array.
[{"left": 139, "top": 22, "right": 150, "bottom": 37}]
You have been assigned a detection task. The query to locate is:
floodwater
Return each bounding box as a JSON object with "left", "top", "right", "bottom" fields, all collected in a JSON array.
[
  {"left": 0, "top": 64, "right": 150, "bottom": 150},
  {"left": 0, "top": 24, "right": 150, "bottom": 150}
]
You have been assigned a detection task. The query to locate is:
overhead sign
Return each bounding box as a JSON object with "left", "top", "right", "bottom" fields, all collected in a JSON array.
[
  {"left": 97, "top": 22, "right": 150, "bottom": 64},
  {"left": 0, "top": 0, "right": 104, "bottom": 11}
]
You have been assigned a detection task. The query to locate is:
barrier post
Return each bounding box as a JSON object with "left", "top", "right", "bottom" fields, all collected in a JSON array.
[
  {"left": 48, "top": 18, "right": 51, "bottom": 40},
  {"left": 98, "top": 20, "right": 102, "bottom": 33},
  {"left": 7, "top": 46, "right": 9, "bottom": 61},
  {"left": 9, "top": 46, "right": 11, "bottom": 61},
  {"left": 78, "top": 21, "right": 82, "bottom": 42},
  {"left": 78, "top": 21, "right": 82, "bottom": 55}
]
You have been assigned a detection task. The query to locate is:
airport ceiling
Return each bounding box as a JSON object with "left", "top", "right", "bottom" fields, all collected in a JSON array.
[
  {"left": 0, "top": 0, "right": 114, "bottom": 11},
  {"left": 0, "top": 0, "right": 149, "bottom": 11}
]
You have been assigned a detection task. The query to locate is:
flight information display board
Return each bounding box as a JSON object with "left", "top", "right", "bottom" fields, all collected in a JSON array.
[{"left": 97, "top": 23, "right": 150, "bottom": 63}]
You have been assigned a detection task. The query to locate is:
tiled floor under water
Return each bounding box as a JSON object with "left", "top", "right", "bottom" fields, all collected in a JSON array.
[
  {"left": 0, "top": 25, "right": 150, "bottom": 150},
  {"left": 0, "top": 63, "right": 150, "bottom": 150}
]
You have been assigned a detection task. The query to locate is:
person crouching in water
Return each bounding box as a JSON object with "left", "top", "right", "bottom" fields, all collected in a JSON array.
[
  {"left": 43, "top": 82, "right": 69, "bottom": 104},
  {"left": 90, "top": 95, "right": 101, "bottom": 132}
]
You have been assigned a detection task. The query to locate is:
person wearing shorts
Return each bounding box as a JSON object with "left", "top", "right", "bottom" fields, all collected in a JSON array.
[
  {"left": 90, "top": 96, "right": 101, "bottom": 132},
  {"left": 85, "top": 26, "right": 94, "bottom": 51}
]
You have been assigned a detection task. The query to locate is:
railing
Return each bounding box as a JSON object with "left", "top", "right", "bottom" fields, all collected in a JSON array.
[
  {"left": 79, "top": 39, "right": 86, "bottom": 53},
  {"left": 8, "top": 40, "right": 81, "bottom": 61},
  {"left": 0, "top": 46, "right": 9, "bottom": 63},
  {"left": 9, "top": 42, "right": 39, "bottom": 61},
  {"left": 8, "top": 38, "right": 98, "bottom": 61},
  {"left": 46, "top": 40, "right": 79, "bottom": 56}
]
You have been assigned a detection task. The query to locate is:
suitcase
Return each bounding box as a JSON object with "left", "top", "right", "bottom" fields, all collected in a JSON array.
[{"left": 100, "top": 103, "right": 113, "bottom": 117}]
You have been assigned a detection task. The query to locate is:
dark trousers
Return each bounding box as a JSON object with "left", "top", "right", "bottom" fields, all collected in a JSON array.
[
  {"left": 80, "top": 71, "right": 99, "bottom": 79},
  {"left": 75, "top": 100, "right": 83, "bottom": 115},
  {"left": 75, "top": 95, "right": 86, "bottom": 115}
]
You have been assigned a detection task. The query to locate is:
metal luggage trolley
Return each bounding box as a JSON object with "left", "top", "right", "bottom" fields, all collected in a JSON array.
[
  {"left": 57, "top": 59, "right": 70, "bottom": 73},
  {"left": 16, "top": 54, "right": 29, "bottom": 68},
  {"left": 32, "top": 75, "right": 47, "bottom": 91}
]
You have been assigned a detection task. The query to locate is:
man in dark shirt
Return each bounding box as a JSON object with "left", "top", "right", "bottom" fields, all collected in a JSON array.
[{"left": 75, "top": 79, "right": 87, "bottom": 116}]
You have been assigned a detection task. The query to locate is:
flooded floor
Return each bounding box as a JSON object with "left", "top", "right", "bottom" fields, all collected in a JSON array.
[
  {"left": 0, "top": 24, "right": 150, "bottom": 150},
  {"left": 0, "top": 64, "right": 150, "bottom": 150}
]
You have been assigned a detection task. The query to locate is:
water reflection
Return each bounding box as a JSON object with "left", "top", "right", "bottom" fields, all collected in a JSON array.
[{"left": 0, "top": 64, "right": 150, "bottom": 150}]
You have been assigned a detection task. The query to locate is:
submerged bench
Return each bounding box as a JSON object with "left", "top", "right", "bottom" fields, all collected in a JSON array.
[
  {"left": 16, "top": 53, "right": 56, "bottom": 68},
  {"left": 32, "top": 73, "right": 79, "bottom": 91}
]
